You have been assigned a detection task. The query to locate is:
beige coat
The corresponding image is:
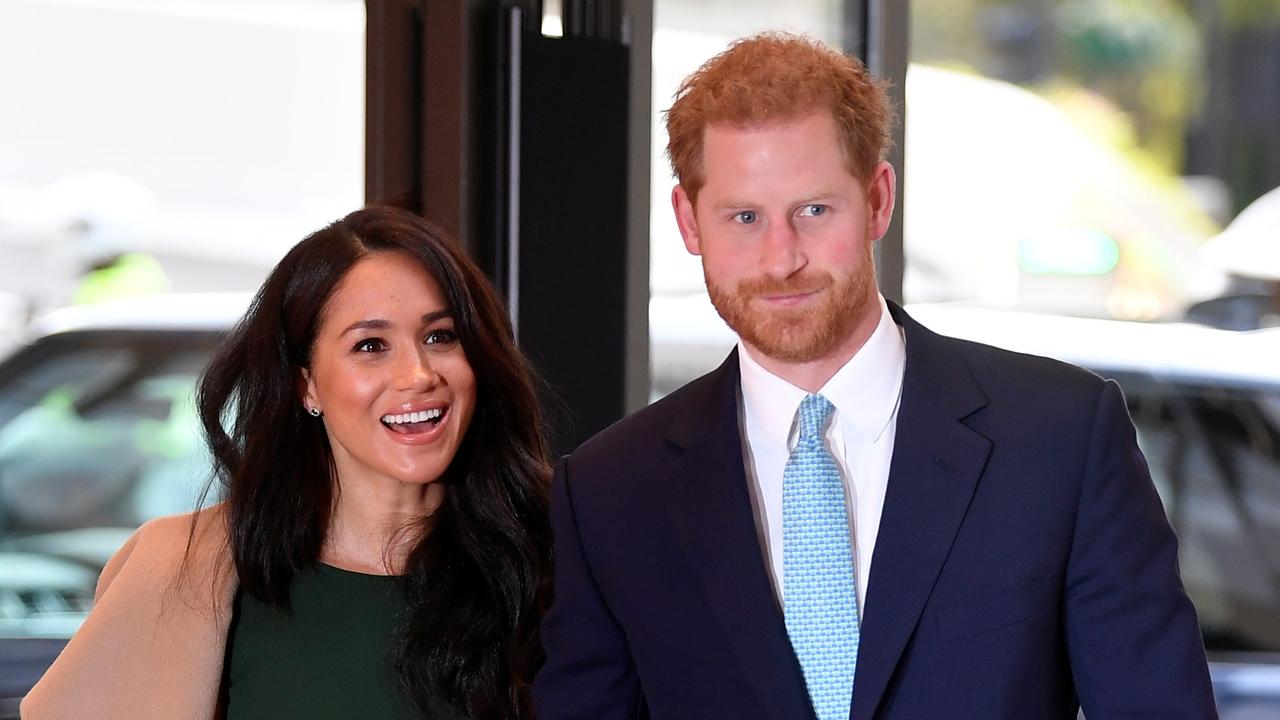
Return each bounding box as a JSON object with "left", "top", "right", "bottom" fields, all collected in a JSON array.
[{"left": 20, "top": 506, "right": 237, "bottom": 720}]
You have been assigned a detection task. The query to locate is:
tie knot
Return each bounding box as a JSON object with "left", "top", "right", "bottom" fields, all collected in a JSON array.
[{"left": 795, "top": 393, "right": 835, "bottom": 443}]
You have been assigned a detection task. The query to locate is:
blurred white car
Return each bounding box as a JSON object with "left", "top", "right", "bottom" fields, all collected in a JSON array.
[
  {"left": 1203, "top": 185, "right": 1280, "bottom": 284},
  {"left": 0, "top": 294, "right": 246, "bottom": 717},
  {"left": 0, "top": 292, "right": 25, "bottom": 358}
]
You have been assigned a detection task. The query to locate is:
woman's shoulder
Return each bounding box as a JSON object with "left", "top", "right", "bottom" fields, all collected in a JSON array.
[
  {"left": 130, "top": 503, "right": 229, "bottom": 557},
  {"left": 21, "top": 504, "right": 236, "bottom": 720},
  {"left": 98, "top": 504, "right": 232, "bottom": 600},
  {"left": 137, "top": 503, "right": 229, "bottom": 543}
]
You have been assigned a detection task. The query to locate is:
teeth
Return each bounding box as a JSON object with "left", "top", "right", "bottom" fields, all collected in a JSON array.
[{"left": 381, "top": 408, "right": 445, "bottom": 425}]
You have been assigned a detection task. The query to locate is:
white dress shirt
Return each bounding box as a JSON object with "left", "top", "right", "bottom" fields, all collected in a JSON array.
[{"left": 737, "top": 295, "right": 906, "bottom": 614}]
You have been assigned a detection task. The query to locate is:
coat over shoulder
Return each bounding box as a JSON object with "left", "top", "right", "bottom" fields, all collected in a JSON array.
[{"left": 21, "top": 504, "right": 236, "bottom": 720}]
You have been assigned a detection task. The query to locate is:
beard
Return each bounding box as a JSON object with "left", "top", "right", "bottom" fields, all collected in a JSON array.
[{"left": 705, "top": 250, "right": 875, "bottom": 364}]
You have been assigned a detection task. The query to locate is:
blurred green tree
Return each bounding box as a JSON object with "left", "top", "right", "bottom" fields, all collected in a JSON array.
[
  {"left": 1055, "top": 0, "right": 1201, "bottom": 172},
  {"left": 911, "top": 0, "right": 1280, "bottom": 209},
  {"left": 1220, "top": 0, "right": 1280, "bottom": 28}
]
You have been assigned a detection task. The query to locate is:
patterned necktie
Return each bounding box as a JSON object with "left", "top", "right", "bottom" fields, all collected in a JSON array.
[{"left": 783, "top": 393, "right": 860, "bottom": 720}]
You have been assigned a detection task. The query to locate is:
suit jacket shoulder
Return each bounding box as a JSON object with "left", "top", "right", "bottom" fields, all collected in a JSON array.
[
  {"left": 567, "top": 355, "right": 732, "bottom": 483},
  {"left": 945, "top": 330, "right": 1107, "bottom": 404}
]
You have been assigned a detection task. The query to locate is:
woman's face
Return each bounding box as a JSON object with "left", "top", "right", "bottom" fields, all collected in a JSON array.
[{"left": 302, "top": 250, "right": 476, "bottom": 490}]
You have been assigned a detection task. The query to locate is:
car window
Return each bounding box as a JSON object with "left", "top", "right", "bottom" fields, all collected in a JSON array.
[
  {"left": 1122, "top": 378, "right": 1280, "bottom": 654},
  {"left": 0, "top": 333, "right": 219, "bottom": 639}
]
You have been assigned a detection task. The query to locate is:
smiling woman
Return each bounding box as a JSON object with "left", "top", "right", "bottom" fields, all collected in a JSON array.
[
  {"left": 20, "top": 207, "right": 552, "bottom": 720},
  {"left": 299, "top": 250, "right": 477, "bottom": 566}
]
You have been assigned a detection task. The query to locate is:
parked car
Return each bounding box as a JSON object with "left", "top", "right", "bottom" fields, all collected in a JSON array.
[
  {"left": 653, "top": 295, "right": 1280, "bottom": 718},
  {"left": 0, "top": 292, "right": 25, "bottom": 359},
  {"left": 0, "top": 293, "right": 246, "bottom": 718}
]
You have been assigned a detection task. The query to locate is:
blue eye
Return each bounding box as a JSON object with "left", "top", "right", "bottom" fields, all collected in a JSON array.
[
  {"left": 799, "top": 204, "right": 827, "bottom": 217},
  {"left": 353, "top": 338, "right": 386, "bottom": 353},
  {"left": 733, "top": 211, "right": 758, "bottom": 225},
  {"left": 425, "top": 328, "right": 458, "bottom": 345}
]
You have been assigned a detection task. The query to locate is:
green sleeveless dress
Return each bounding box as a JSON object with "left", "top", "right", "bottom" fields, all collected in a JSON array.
[{"left": 222, "top": 563, "right": 463, "bottom": 720}]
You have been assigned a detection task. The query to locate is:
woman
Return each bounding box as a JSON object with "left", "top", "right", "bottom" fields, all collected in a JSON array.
[{"left": 21, "top": 207, "right": 552, "bottom": 719}]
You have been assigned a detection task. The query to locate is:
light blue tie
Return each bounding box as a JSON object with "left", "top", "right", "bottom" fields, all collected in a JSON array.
[{"left": 783, "top": 393, "right": 859, "bottom": 720}]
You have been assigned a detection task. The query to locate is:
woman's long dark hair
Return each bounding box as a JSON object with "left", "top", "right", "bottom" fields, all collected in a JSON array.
[{"left": 196, "top": 206, "right": 551, "bottom": 718}]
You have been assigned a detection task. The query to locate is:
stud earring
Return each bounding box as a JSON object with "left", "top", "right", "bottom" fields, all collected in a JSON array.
[{"left": 308, "top": 407, "right": 322, "bottom": 417}]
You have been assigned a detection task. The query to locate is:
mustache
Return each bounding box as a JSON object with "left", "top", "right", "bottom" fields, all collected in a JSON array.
[{"left": 737, "top": 272, "right": 833, "bottom": 297}]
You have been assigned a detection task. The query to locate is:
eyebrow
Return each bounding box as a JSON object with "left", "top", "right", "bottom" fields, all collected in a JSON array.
[
  {"left": 339, "top": 310, "right": 453, "bottom": 337},
  {"left": 713, "top": 192, "right": 841, "bottom": 210},
  {"left": 800, "top": 192, "right": 840, "bottom": 203}
]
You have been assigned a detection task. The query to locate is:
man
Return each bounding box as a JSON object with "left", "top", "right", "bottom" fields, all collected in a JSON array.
[{"left": 534, "top": 33, "right": 1216, "bottom": 720}]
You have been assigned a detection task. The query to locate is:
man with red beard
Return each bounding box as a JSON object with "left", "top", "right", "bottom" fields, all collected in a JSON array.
[{"left": 534, "top": 33, "right": 1216, "bottom": 720}]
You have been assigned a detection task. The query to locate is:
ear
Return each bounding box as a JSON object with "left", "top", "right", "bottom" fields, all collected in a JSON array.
[
  {"left": 299, "top": 367, "right": 319, "bottom": 414},
  {"left": 671, "top": 185, "right": 703, "bottom": 256},
  {"left": 865, "top": 160, "right": 897, "bottom": 242}
]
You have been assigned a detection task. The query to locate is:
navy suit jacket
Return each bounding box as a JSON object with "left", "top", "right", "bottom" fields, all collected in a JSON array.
[{"left": 534, "top": 304, "right": 1217, "bottom": 719}]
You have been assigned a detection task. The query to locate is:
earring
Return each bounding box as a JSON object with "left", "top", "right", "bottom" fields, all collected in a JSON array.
[{"left": 308, "top": 407, "right": 322, "bottom": 417}]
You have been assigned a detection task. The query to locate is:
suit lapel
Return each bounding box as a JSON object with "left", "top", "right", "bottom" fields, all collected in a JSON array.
[
  {"left": 662, "top": 350, "right": 817, "bottom": 720},
  {"left": 851, "top": 303, "right": 993, "bottom": 719}
]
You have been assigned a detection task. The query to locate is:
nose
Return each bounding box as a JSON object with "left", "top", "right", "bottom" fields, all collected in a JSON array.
[
  {"left": 759, "top": 218, "right": 805, "bottom": 280},
  {"left": 395, "top": 346, "right": 442, "bottom": 392}
]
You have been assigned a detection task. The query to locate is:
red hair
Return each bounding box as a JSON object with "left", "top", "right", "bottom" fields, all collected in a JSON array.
[{"left": 664, "top": 32, "right": 894, "bottom": 203}]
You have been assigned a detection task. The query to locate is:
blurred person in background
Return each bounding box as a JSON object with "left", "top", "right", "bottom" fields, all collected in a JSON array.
[
  {"left": 49, "top": 172, "right": 169, "bottom": 306},
  {"left": 0, "top": 172, "right": 168, "bottom": 318},
  {"left": 535, "top": 32, "right": 1216, "bottom": 720},
  {"left": 22, "top": 206, "right": 552, "bottom": 719}
]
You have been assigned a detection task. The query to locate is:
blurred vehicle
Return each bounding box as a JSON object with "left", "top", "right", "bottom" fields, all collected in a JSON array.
[
  {"left": 1203, "top": 185, "right": 1280, "bottom": 284},
  {"left": 1189, "top": 185, "right": 1280, "bottom": 331},
  {"left": 0, "top": 293, "right": 245, "bottom": 718},
  {"left": 0, "top": 293, "right": 25, "bottom": 359},
  {"left": 653, "top": 295, "right": 1280, "bottom": 718}
]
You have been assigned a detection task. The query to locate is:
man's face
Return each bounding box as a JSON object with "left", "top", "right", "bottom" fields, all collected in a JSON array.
[{"left": 672, "top": 110, "right": 895, "bottom": 365}]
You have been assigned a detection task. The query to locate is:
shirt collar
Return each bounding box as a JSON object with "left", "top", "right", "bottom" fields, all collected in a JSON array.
[{"left": 738, "top": 294, "right": 906, "bottom": 445}]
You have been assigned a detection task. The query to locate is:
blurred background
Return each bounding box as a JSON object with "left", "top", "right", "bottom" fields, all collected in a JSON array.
[
  {"left": 1, "top": 0, "right": 1276, "bottom": 358},
  {"left": 0, "top": 0, "right": 1278, "bottom": 716},
  {"left": 0, "top": 0, "right": 365, "bottom": 336}
]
